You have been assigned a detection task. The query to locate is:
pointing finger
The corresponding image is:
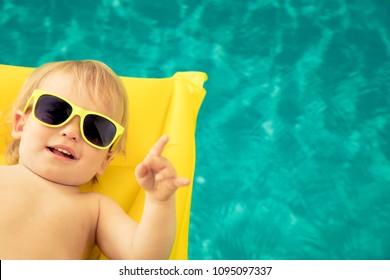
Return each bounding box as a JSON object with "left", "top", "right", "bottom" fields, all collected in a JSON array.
[{"left": 146, "top": 135, "right": 169, "bottom": 159}]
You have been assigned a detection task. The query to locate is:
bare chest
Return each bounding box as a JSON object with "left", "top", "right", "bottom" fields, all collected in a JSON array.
[{"left": 0, "top": 182, "right": 99, "bottom": 259}]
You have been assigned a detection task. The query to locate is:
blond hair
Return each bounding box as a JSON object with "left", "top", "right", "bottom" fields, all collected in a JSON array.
[{"left": 6, "top": 60, "right": 128, "bottom": 167}]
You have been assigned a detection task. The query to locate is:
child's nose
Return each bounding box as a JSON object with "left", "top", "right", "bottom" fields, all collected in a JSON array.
[{"left": 59, "top": 116, "right": 82, "bottom": 142}]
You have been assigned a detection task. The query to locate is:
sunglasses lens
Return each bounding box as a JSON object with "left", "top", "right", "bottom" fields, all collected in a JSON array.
[
  {"left": 84, "top": 115, "right": 117, "bottom": 147},
  {"left": 33, "top": 93, "right": 119, "bottom": 149},
  {"left": 35, "top": 95, "right": 72, "bottom": 125}
]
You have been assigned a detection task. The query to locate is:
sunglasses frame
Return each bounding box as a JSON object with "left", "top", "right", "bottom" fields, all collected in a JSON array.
[{"left": 23, "top": 89, "right": 124, "bottom": 151}]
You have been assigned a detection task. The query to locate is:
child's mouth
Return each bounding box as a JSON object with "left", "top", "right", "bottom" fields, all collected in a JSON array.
[{"left": 48, "top": 147, "right": 76, "bottom": 160}]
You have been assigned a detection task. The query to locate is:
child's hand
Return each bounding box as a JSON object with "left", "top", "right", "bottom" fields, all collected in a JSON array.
[{"left": 135, "top": 135, "right": 190, "bottom": 203}]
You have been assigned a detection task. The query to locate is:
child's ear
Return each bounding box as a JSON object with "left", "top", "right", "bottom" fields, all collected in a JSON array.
[
  {"left": 12, "top": 110, "right": 26, "bottom": 140},
  {"left": 96, "top": 152, "right": 115, "bottom": 176}
]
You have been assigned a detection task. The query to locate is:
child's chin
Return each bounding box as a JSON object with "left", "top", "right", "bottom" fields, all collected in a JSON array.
[{"left": 43, "top": 173, "right": 92, "bottom": 187}]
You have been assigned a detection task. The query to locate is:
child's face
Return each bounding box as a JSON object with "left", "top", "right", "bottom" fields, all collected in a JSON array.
[{"left": 13, "top": 72, "right": 114, "bottom": 186}]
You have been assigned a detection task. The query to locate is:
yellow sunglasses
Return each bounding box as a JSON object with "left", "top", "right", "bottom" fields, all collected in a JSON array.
[{"left": 23, "top": 89, "right": 124, "bottom": 150}]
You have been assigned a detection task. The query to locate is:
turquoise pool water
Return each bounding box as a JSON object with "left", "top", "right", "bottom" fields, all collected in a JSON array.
[{"left": 1, "top": 0, "right": 390, "bottom": 259}]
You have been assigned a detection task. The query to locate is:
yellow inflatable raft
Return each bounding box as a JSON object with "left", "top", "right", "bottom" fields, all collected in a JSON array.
[{"left": 0, "top": 64, "right": 207, "bottom": 259}]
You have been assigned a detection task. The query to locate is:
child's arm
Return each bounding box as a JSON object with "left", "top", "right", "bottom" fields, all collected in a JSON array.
[{"left": 96, "top": 135, "right": 189, "bottom": 259}]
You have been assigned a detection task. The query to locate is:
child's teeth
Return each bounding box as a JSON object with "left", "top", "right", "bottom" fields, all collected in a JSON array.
[{"left": 56, "top": 148, "right": 71, "bottom": 155}]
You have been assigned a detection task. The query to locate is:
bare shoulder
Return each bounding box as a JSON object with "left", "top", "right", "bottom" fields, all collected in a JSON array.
[
  {"left": 0, "top": 165, "right": 9, "bottom": 179},
  {"left": 77, "top": 192, "right": 124, "bottom": 216},
  {"left": 0, "top": 166, "right": 21, "bottom": 204},
  {"left": 0, "top": 164, "right": 20, "bottom": 175},
  {"left": 93, "top": 192, "right": 127, "bottom": 213},
  {"left": 0, "top": 165, "right": 27, "bottom": 187},
  {"left": 0, "top": 165, "right": 23, "bottom": 171}
]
